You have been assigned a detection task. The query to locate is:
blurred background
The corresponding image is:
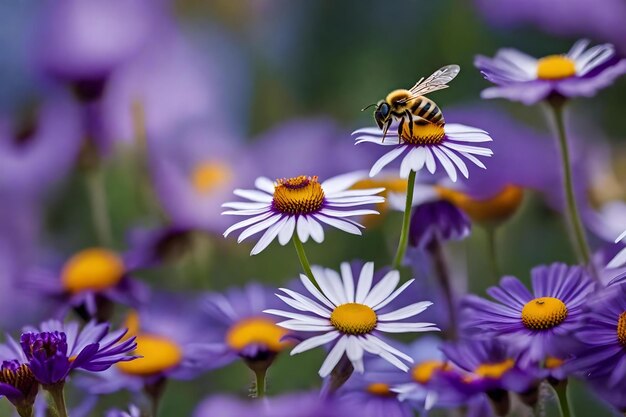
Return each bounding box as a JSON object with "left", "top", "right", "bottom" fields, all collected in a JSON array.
[{"left": 1, "top": 0, "right": 625, "bottom": 415}]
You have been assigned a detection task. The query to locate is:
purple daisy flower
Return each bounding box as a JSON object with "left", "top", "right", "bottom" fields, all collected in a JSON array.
[
  {"left": 77, "top": 294, "right": 220, "bottom": 395},
  {"left": 193, "top": 395, "right": 258, "bottom": 417},
  {"left": 408, "top": 200, "right": 471, "bottom": 250},
  {"left": 353, "top": 122, "right": 493, "bottom": 183},
  {"left": 264, "top": 262, "right": 439, "bottom": 377},
  {"left": 567, "top": 283, "right": 626, "bottom": 386},
  {"left": 24, "top": 247, "right": 149, "bottom": 322},
  {"left": 462, "top": 263, "right": 595, "bottom": 364},
  {"left": 0, "top": 94, "right": 82, "bottom": 200},
  {"left": 18, "top": 319, "right": 136, "bottom": 386},
  {"left": 201, "top": 283, "right": 292, "bottom": 367},
  {"left": 475, "top": 39, "right": 626, "bottom": 105},
  {"left": 222, "top": 172, "right": 384, "bottom": 255},
  {"left": 0, "top": 360, "right": 38, "bottom": 416}
]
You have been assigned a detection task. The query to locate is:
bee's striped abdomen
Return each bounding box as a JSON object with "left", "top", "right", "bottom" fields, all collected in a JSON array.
[{"left": 410, "top": 96, "right": 445, "bottom": 126}]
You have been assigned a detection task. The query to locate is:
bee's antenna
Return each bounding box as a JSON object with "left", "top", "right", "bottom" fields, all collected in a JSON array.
[{"left": 361, "top": 103, "right": 377, "bottom": 112}]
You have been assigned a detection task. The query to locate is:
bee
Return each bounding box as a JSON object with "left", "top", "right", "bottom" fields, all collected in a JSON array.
[{"left": 363, "top": 65, "right": 460, "bottom": 142}]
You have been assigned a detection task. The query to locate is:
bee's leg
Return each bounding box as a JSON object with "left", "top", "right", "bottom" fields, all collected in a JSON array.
[
  {"left": 405, "top": 109, "right": 414, "bottom": 139},
  {"left": 397, "top": 118, "right": 405, "bottom": 144}
]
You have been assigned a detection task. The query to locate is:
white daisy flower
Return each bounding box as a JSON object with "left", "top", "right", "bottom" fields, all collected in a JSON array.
[
  {"left": 222, "top": 172, "right": 385, "bottom": 255},
  {"left": 353, "top": 120, "right": 493, "bottom": 182},
  {"left": 264, "top": 262, "right": 439, "bottom": 377}
]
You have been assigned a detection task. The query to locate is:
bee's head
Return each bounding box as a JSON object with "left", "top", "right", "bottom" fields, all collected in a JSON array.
[{"left": 374, "top": 102, "right": 391, "bottom": 129}]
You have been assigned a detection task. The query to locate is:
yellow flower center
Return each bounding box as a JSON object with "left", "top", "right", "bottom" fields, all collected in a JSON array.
[
  {"left": 521, "top": 297, "right": 568, "bottom": 330},
  {"left": 226, "top": 317, "right": 290, "bottom": 352},
  {"left": 366, "top": 382, "right": 393, "bottom": 396},
  {"left": 617, "top": 311, "right": 626, "bottom": 346},
  {"left": 400, "top": 120, "right": 445, "bottom": 146},
  {"left": 61, "top": 248, "right": 125, "bottom": 294},
  {"left": 545, "top": 357, "right": 564, "bottom": 369},
  {"left": 536, "top": 55, "right": 577, "bottom": 80},
  {"left": 191, "top": 161, "right": 232, "bottom": 194},
  {"left": 436, "top": 185, "right": 524, "bottom": 223},
  {"left": 412, "top": 360, "right": 450, "bottom": 384},
  {"left": 330, "top": 303, "right": 377, "bottom": 335},
  {"left": 474, "top": 358, "right": 515, "bottom": 379},
  {"left": 272, "top": 175, "right": 325, "bottom": 215},
  {"left": 117, "top": 334, "right": 182, "bottom": 376}
]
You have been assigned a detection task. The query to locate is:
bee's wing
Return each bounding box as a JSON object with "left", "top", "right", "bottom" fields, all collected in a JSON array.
[{"left": 405, "top": 64, "right": 461, "bottom": 98}]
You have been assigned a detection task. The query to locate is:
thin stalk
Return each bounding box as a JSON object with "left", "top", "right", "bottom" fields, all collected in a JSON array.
[
  {"left": 547, "top": 100, "right": 598, "bottom": 282},
  {"left": 46, "top": 383, "right": 69, "bottom": 417},
  {"left": 392, "top": 170, "right": 416, "bottom": 270},
  {"left": 553, "top": 380, "right": 572, "bottom": 417},
  {"left": 254, "top": 368, "right": 267, "bottom": 398},
  {"left": 427, "top": 237, "right": 457, "bottom": 340},
  {"left": 485, "top": 225, "right": 501, "bottom": 283},
  {"left": 85, "top": 167, "right": 113, "bottom": 246},
  {"left": 292, "top": 235, "right": 319, "bottom": 289},
  {"left": 16, "top": 404, "right": 34, "bottom": 417}
]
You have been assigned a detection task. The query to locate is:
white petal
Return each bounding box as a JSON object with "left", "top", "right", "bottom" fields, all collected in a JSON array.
[
  {"left": 297, "top": 216, "right": 310, "bottom": 243},
  {"left": 377, "top": 322, "right": 440, "bottom": 333},
  {"left": 237, "top": 214, "right": 282, "bottom": 243},
  {"left": 320, "top": 208, "right": 379, "bottom": 218},
  {"left": 444, "top": 123, "right": 489, "bottom": 135},
  {"left": 432, "top": 147, "right": 457, "bottom": 182},
  {"left": 410, "top": 146, "right": 427, "bottom": 172},
  {"left": 233, "top": 189, "right": 273, "bottom": 203},
  {"left": 346, "top": 336, "right": 365, "bottom": 373},
  {"left": 355, "top": 136, "right": 400, "bottom": 146},
  {"left": 370, "top": 147, "right": 407, "bottom": 177},
  {"left": 355, "top": 262, "right": 374, "bottom": 303},
  {"left": 255, "top": 177, "right": 276, "bottom": 194},
  {"left": 321, "top": 171, "right": 369, "bottom": 193},
  {"left": 443, "top": 142, "right": 493, "bottom": 156},
  {"left": 340, "top": 262, "right": 355, "bottom": 303},
  {"left": 615, "top": 229, "right": 626, "bottom": 243},
  {"left": 360, "top": 337, "right": 409, "bottom": 372},
  {"left": 290, "top": 331, "right": 341, "bottom": 355},
  {"left": 425, "top": 391, "right": 438, "bottom": 410},
  {"left": 314, "top": 214, "right": 362, "bottom": 235},
  {"left": 319, "top": 336, "right": 348, "bottom": 377},
  {"left": 378, "top": 301, "right": 433, "bottom": 321},
  {"left": 221, "top": 202, "right": 269, "bottom": 210},
  {"left": 307, "top": 217, "right": 325, "bottom": 243},
  {"left": 313, "top": 266, "right": 343, "bottom": 307},
  {"left": 372, "top": 279, "right": 414, "bottom": 310},
  {"left": 460, "top": 151, "right": 487, "bottom": 169},
  {"left": 363, "top": 270, "right": 400, "bottom": 307},
  {"left": 439, "top": 147, "right": 469, "bottom": 179},
  {"left": 400, "top": 149, "right": 416, "bottom": 179},
  {"left": 576, "top": 43, "right": 615, "bottom": 75},
  {"left": 424, "top": 148, "right": 436, "bottom": 174},
  {"left": 300, "top": 274, "right": 335, "bottom": 309},
  {"left": 277, "top": 321, "right": 335, "bottom": 332},
  {"left": 277, "top": 216, "right": 296, "bottom": 245},
  {"left": 327, "top": 188, "right": 385, "bottom": 198},
  {"left": 263, "top": 309, "right": 330, "bottom": 324},
  {"left": 278, "top": 288, "right": 332, "bottom": 317},
  {"left": 364, "top": 334, "right": 413, "bottom": 363},
  {"left": 608, "top": 247, "right": 626, "bottom": 269},
  {"left": 223, "top": 211, "right": 274, "bottom": 237},
  {"left": 567, "top": 39, "right": 590, "bottom": 59},
  {"left": 221, "top": 208, "right": 270, "bottom": 216}
]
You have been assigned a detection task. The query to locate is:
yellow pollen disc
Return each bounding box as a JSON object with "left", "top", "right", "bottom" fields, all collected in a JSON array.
[
  {"left": 617, "top": 311, "right": 626, "bottom": 346},
  {"left": 521, "top": 297, "right": 568, "bottom": 330},
  {"left": 191, "top": 161, "right": 232, "bottom": 194},
  {"left": 272, "top": 175, "right": 325, "bottom": 215},
  {"left": 545, "top": 357, "right": 564, "bottom": 369},
  {"left": 436, "top": 185, "right": 524, "bottom": 223},
  {"left": 226, "top": 317, "right": 290, "bottom": 352},
  {"left": 117, "top": 334, "right": 182, "bottom": 376},
  {"left": 330, "top": 303, "right": 377, "bottom": 335},
  {"left": 366, "top": 382, "right": 393, "bottom": 396},
  {"left": 400, "top": 121, "right": 445, "bottom": 146},
  {"left": 61, "top": 248, "right": 125, "bottom": 294},
  {"left": 474, "top": 358, "right": 515, "bottom": 379},
  {"left": 536, "top": 55, "right": 577, "bottom": 80},
  {"left": 412, "top": 360, "right": 450, "bottom": 384}
]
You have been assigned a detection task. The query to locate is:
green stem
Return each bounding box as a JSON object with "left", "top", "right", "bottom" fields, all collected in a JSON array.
[
  {"left": 427, "top": 237, "right": 457, "bottom": 340},
  {"left": 554, "top": 381, "right": 573, "bottom": 417},
  {"left": 16, "top": 405, "right": 34, "bottom": 417},
  {"left": 392, "top": 170, "right": 416, "bottom": 270},
  {"left": 254, "top": 368, "right": 267, "bottom": 398},
  {"left": 292, "top": 235, "right": 319, "bottom": 289},
  {"left": 548, "top": 100, "right": 597, "bottom": 282},
  {"left": 85, "top": 167, "right": 113, "bottom": 246},
  {"left": 46, "top": 383, "right": 69, "bottom": 417},
  {"left": 485, "top": 225, "right": 501, "bottom": 284}
]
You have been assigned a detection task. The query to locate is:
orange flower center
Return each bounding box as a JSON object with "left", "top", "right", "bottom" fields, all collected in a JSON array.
[
  {"left": 226, "top": 317, "right": 290, "bottom": 352},
  {"left": 617, "top": 311, "right": 626, "bottom": 346},
  {"left": 117, "top": 334, "right": 182, "bottom": 376},
  {"left": 474, "top": 358, "right": 515, "bottom": 379},
  {"left": 366, "top": 382, "right": 393, "bottom": 396},
  {"left": 191, "top": 161, "right": 232, "bottom": 194},
  {"left": 61, "top": 248, "right": 125, "bottom": 294},
  {"left": 521, "top": 297, "right": 568, "bottom": 330},
  {"left": 400, "top": 120, "right": 445, "bottom": 146},
  {"left": 272, "top": 175, "right": 325, "bottom": 215},
  {"left": 536, "top": 55, "right": 577, "bottom": 80},
  {"left": 436, "top": 185, "right": 524, "bottom": 223},
  {"left": 411, "top": 360, "right": 450, "bottom": 384},
  {"left": 330, "top": 303, "right": 377, "bottom": 335}
]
